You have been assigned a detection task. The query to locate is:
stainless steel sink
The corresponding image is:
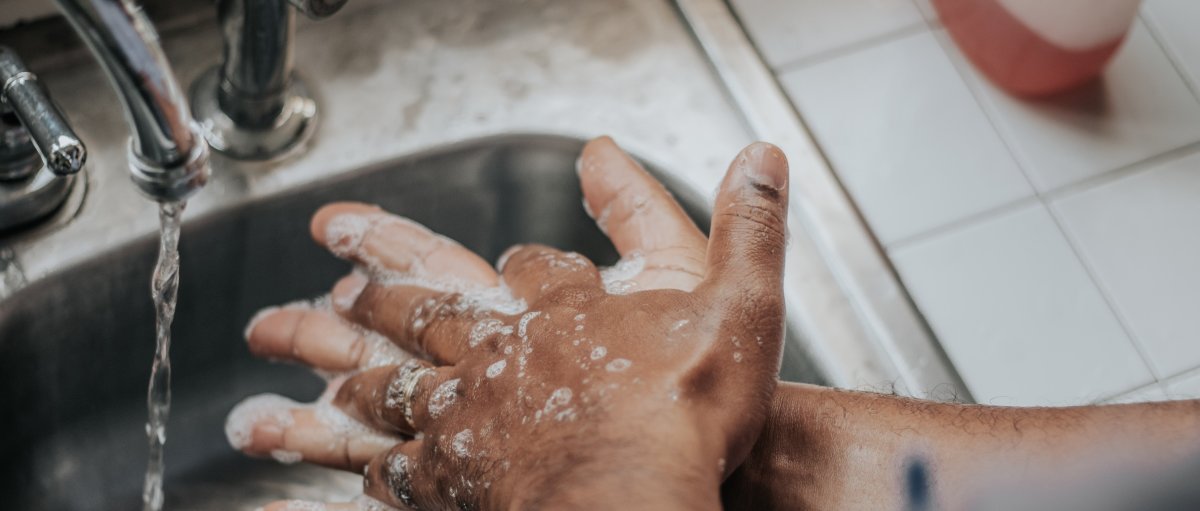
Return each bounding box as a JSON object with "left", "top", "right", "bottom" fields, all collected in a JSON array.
[
  {"left": 0, "top": 0, "right": 971, "bottom": 507},
  {"left": 0, "top": 135, "right": 822, "bottom": 510}
]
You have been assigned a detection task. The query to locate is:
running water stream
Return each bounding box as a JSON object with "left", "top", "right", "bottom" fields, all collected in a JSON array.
[{"left": 142, "top": 201, "right": 186, "bottom": 511}]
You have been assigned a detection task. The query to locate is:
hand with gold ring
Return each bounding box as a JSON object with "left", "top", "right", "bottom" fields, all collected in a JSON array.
[{"left": 234, "top": 137, "right": 791, "bottom": 510}]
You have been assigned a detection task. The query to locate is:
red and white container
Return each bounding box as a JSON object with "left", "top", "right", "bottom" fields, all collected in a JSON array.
[{"left": 934, "top": 0, "right": 1141, "bottom": 97}]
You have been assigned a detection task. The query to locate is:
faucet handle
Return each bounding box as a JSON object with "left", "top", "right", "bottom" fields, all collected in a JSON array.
[
  {"left": 0, "top": 46, "right": 86, "bottom": 178},
  {"left": 289, "top": 0, "right": 348, "bottom": 19}
]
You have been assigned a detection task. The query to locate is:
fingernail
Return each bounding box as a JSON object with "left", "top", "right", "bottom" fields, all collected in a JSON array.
[
  {"left": 324, "top": 213, "right": 373, "bottom": 257},
  {"left": 257, "top": 422, "right": 284, "bottom": 439},
  {"left": 738, "top": 142, "right": 788, "bottom": 191},
  {"left": 243, "top": 305, "right": 280, "bottom": 341},
  {"left": 332, "top": 272, "right": 369, "bottom": 311},
  {"left": 496, "top": 244, "right": 524, "bottom": 272}
]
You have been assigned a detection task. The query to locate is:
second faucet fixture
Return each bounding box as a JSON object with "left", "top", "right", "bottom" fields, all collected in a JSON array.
[{"left": 190, "top": 0, "right": 350, "bottom": 161}]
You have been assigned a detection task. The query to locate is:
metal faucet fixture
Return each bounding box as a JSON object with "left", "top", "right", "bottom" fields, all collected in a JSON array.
[
  {"left": 189, "top": 0, "right": 349, "bottom": 160},
  {"left": 54, "top": 0, "right": 210, "bottom": 203},
  {"left": 0, "top": 46, "right": 86, "bottom": 230}
]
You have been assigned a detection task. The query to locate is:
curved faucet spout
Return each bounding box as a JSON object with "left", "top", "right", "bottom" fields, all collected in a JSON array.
[{"left": 54, "top": 0, "right": 209, "bottom": 202}]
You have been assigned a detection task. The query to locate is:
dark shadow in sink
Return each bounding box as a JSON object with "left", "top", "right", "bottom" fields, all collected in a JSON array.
[{"left": 0, "top": 134, "right": 822, "bottom": 510}]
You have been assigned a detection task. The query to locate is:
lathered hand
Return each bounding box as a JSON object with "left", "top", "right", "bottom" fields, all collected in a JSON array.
[{"left": 235, "top": 137, "right": 790, "bottom": 510}]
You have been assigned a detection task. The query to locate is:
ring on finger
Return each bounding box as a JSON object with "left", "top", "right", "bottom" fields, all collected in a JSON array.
[
  {"left": 385, "top": 361, "right": 434, "bottom": 430},
  {"left": 397, "top": 365, "right": 435, "bottom": 431}
]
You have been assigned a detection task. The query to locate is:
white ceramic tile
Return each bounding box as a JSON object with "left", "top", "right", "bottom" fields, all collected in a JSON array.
[
  {"left": 938, "top": 22, "right": 1200, "bottom": 192},
  {"left": 1165, "top": 369, "right": 1200, "bottom": 399},
  {"left": 1054, "top": 151, "right": 1200, "bottom": 378},
  {"left": 1105, "top": 383, "right": 1170, "bottom": 404},
  {"left": 1143, "top": 0, "right": 1200, "bottom": 93},
  {"left": 891, "top": 204, "right": 1153, "bottom": 406},
  {"left": 729, "top": 0, "right": 925, "bottom": 68},
  {"left": 780, "top": 31, "right": 1032, "bottom": 245},
  {"left": 910, "top": 0, "right": 938, "bottom": 23}
]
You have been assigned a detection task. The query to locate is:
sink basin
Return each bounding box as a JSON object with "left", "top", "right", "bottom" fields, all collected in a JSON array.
[{"left": 0, "top": 135, "right": 822, "bottom": 510}]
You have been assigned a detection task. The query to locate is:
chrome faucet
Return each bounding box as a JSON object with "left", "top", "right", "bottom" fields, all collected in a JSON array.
[
  {"left": 0, "top": 46, "right": 86, "bottom": 230},
  {"left": 189, "top": 0, "right": 348, "bottom": 160},
  {"left": 53, "top": 0, "right": 209, "bottom": 203}
]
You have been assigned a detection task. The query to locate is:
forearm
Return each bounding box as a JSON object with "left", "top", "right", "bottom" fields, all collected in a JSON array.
[{"left": 724, "top": 382, "right": 1200, "bottom": 511}]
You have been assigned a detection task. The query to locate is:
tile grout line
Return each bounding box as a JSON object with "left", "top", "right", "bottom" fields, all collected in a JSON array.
[
  {"left": 772, "top": 21, "right": 930, "bottom": 74},
  {"left": 758, "top": 2, "right": 1199, "bottom": 400},
  {"left": 1024, "top": 15, "right": 1197, "bottom": 381},
  {"left": 886, "top": 195, "right": 1040, "bottom": 253},
  {"left": 1096, "top": 378, "right": 1166, "bottom": 403},
  {"left": 907, "top": 21, "right": 1169, "bottom": 387},
  {"left": 1160, "top": 365, "right": 1200, "bottom": 394},
  {"left": 926, "top": 27, "right": 1042, "bottom": 192},
  {"left": 887, "top": 24, "right": 1045, "bottom": 253},
  {"left": 1043, "top": 200, "right": 1164, "bottom": 383},
  {"left": 888, "top": 128, "right": 1200, "bottom": 254},
  {"left": 1043, "top": 139, "right": 1200, "bottom": 201},
  {"left": 1138, "top": 10, "right": 1200, "bottom": 106}
]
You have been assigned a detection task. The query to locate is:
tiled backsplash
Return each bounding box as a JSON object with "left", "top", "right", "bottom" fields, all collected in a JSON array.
[{"left": 732, "top": 0, "right": 1200, "bottom": 405}]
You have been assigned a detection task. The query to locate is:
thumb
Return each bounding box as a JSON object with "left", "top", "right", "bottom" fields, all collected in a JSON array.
[{"left": 700, "top": 142, "right": 789, "bottom": 296}]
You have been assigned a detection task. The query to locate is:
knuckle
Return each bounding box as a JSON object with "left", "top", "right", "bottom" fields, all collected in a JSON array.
[
  {"left": 719, "top": 201, "right": 787, "bottom": 242},
  {"left": 346, "top": 335, "right": 369, "bottom": 367},
  {"left": 408, "top": 293, "right": 462, "bottom": 350}
]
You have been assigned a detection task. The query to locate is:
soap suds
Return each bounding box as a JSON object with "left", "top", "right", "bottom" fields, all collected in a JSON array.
[
  {"left": 270, "top": 449, "right": 303, "bottom": 464},
  {"left": 544, "top": 387, "right": 573, "bottom": 414},
  {"left": 314, "top": 400, "right": 390, "bottom": 441},
  {"left": 324, "top": 213, "right": 374, "bottom": 258},
  {"left": 351, "top": 495, "right": 395, "bottom": 511},
  {"left": 361, "top": 329, "right": 413, "bottom": 369},
  {"left": 605, "top": 358, "right": 632, "bottom": 372},
  {"left": 243, "top": 294, "right": 333, "bottom": 341},
  {"left": 428, "top": 378, "right": 461, "bottom": 419},
  {"left": 385, "top": 452, "right": 414, "bottom": 506},
  {"left": 600, "top": 252, "right": 644, "bottom": 295},
  {"left": 590, "top": 346, "right": 607, "bottom": 360},
  {"left": 452, "top": 429, "right": 474, "bottom": 458},
  {"left": 335, "top": 216, "right": 526, "bottom": 315},
  {"left": 469, "top": 318, "right": 511, "bottom": 348},
  {"left": 225, "top": 394, "right": 297, "bottom": 449},
  {"left": 486, "top": 359, "right": 507, "bottom": 378},
  {"left": 517, "top": 311, "right": 542, "bottom": 338},
  {"left": 280, "top": 500, "right": 330, "bottom": 511},
  {"left": 332, "top": 271, "right": 368, "bottom": 311}
]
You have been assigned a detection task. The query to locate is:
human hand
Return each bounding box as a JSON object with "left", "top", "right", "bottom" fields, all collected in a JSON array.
[{"left": 236, "top": 137, "right": 790, "bottom": 510}]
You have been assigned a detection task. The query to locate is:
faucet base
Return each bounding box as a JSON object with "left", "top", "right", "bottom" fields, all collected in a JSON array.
[
  {"left": 189, "top": 67, "right": 318, "bottom": 161},
  {"left": 0, "top": 166, "right": 76, "bottom": 232}
]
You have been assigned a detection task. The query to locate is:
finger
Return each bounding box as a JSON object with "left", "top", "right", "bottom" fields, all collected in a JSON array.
[
  {"left": 311, "top": 202, "right": 498, "bottom": 287},
  {"left": 335, "top": 362, "right": 460, "bottom": 435},
  {"left": 363, "top": 440, "right": 428, "bottom": 510},
  {"left": 245, "top": 304, "right": 414, "bottom": 372},
  {"left": 699, "top": 142, "right": 789, "bottom": 298},
  {"left": 225, "top": 393, "right": 398, "bottom": 472},
  {"left": 498, "top": 244, "right": 602, "bottom": 304},
  {"left": 333, "top": 273, "right": 508, "bottom": 363},
  {"left": 578, "top": 136, "right": 707, "bottom": 291}
]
